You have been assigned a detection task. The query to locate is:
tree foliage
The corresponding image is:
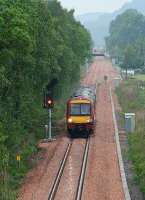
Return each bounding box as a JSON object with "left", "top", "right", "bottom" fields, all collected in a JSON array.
[
  {"left": 106, "top": 9, "right": 145, "bottom": 69},
  {"left": 0, "top": 0, "right": 92, "bottom": 196}
]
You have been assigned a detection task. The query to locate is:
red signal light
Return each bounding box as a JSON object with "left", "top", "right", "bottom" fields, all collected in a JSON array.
[
  {"left": 43, "top": 91, "right": 54, "bottom": 109},
  {"left": 46, "top": 97, "right": 53, "bottom": 108},
  {"left": 48, "top": 100, "right": 52, "bottom": 104}
]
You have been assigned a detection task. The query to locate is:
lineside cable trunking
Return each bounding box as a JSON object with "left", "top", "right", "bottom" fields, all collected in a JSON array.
[{"left": 125, "top": 113, "right": 135, "bottom": 133}]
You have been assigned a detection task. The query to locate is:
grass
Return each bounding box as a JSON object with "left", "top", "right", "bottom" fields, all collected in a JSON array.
[
  {"left": 116, "top": 79, "right": 145, "bottom": 195},
  {"left": 134, "top": 74, "right": 145, "bottom": 81}
]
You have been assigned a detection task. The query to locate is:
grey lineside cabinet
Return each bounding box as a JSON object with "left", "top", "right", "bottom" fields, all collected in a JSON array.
[{"left": 125, "top": 113, "right": 135, "bottom": 133}]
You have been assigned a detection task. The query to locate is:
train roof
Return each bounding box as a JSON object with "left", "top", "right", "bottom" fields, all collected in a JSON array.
[{"left": 71, "top": 86, "right": 96, "bottom": 102}]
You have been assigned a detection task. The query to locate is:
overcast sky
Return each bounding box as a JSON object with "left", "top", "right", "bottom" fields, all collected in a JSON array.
[{"left": 58, "top": 0, "right": 131, "bottom": 15}]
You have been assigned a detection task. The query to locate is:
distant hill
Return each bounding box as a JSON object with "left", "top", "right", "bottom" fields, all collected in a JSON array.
[
  {"left": 77, "top": 12, "right": 105, "bottom": 24},
  {"left": 77, "top": 0, "right": 145, "bottom": 47}
]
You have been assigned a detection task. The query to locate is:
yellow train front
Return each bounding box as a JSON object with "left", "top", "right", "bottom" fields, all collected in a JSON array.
[{"left": 66, "top": 87, "right": 96, "bottom": 137}]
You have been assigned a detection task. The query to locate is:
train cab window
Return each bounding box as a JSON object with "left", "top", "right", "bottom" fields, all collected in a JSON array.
[
  {"left": 81, "top": 104, "right": 90, "bottom": 115},
  {"left": 70, "top": 103, "right": 91, "bottom": 115},
  {"left": 70, "top": 104, "right": 80, "bottom": 115}
]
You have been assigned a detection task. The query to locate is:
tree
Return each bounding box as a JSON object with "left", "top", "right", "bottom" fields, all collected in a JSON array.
[
  {"left": 0, "top": 0, "right": 92, "bottom": 195},
  {"left": 106, "top": 9, "right": 145, "bottom": 69}
]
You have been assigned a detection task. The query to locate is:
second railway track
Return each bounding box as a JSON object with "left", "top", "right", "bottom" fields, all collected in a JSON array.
[
  {"left": 75, "top": 138, "right": 90, "bottom": 200},
  {"left": 48, "top": 137, "right": 90, "bottom": 200}
]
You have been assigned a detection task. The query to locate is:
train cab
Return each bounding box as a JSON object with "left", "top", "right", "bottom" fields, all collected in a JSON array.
[{"left": 66, "top": 86, "right": 96, "bottom": 137}]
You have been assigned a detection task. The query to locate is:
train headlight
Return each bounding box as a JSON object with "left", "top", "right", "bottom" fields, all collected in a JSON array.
[
  {"left": 87, "top": 118, "right": 93, "bottom": 123},
  {"left": 68, "top": 118, "right": 73, "bottom": 123}
]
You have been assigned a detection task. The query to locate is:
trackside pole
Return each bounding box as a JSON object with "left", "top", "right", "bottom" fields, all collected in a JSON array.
[
  {"left": 48, "top": 108, "right": 52, "bottom": 139},
  {"left": 43, "top": 109, "right": 54, "bottom": 142},
  {"left": 43, "top": 90, "right": 55, "bottom": 142},
  {"left": 44, "top": 109, "right": 55, "bottom": 142},
  {"left": 45, "top": 125, "right": 48, "bottom": 139}
]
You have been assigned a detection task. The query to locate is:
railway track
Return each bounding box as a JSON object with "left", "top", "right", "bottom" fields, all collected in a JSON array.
[
  {"left": 48, "top": 137, "right": 90, "bottom": 200},
  {"left": 75, "top": 138, "right": 90, "bottom": 200}
]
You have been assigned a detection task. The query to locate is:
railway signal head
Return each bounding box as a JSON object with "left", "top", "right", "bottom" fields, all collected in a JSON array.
[
  {"left": 46, "top": 96, "right": 54, "bottom": 109},
  {"left": 43, "top": 91, "right": 54, "bottom": 109}
]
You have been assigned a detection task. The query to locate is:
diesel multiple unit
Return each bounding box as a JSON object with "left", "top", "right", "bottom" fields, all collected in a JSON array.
[{"left": 66, "top": 86, "right": 96, "bottom": 137}]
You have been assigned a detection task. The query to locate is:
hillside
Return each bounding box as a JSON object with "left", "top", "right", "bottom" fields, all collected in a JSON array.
[{"left": 77, "top": 0, "right": 145, "bottom": 47}]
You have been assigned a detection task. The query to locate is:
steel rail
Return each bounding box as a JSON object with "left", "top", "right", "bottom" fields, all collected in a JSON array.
[
  {"left": 48, "top": 142, "right": 72, "bottom": 200},
  {"left": 75, "top": 138, "right": 90, "bottom": 200}
]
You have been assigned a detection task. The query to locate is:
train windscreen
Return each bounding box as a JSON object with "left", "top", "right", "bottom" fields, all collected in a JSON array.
[{"left": 70, "top": 103, "right": 91, "bottom": 116}]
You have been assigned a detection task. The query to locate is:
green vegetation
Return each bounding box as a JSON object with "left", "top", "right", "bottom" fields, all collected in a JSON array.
[
  {"left": 135, "top": 74, "right": 145, "bottom": 81},
  {"left": 0, "top": 0, "right": 92, "bottom": 197},
  {"left": 108, "top": 8, "right": 145, "bottom": 195},
  {"left": 116, "top": 80, "right": 145, "bottom": 195},
  {"left": 106, "top": 9, "right": 145, "bottom": 70}
]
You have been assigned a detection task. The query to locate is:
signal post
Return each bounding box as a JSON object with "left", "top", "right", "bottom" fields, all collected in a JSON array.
[
  {"left": 48, "top": 107, "right": 52, "bottom": 139},
  {"left": 43, "top": 91, "right": 55, "bottom": 142}
]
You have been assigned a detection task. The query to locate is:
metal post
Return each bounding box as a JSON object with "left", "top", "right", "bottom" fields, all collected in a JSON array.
[
  {"left": 49, "top": 108, "right": 52, "bottom": 139},
  {"left": 43, "top": 108, "right": 55, "bottom": 143},
  {"left": 45, "top": 125, "right": 48, "bottom": 139}
]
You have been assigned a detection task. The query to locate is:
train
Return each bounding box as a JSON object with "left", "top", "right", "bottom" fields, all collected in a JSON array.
[{"left": 66, "top": 85, "right": 96, "bottom": 137}]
